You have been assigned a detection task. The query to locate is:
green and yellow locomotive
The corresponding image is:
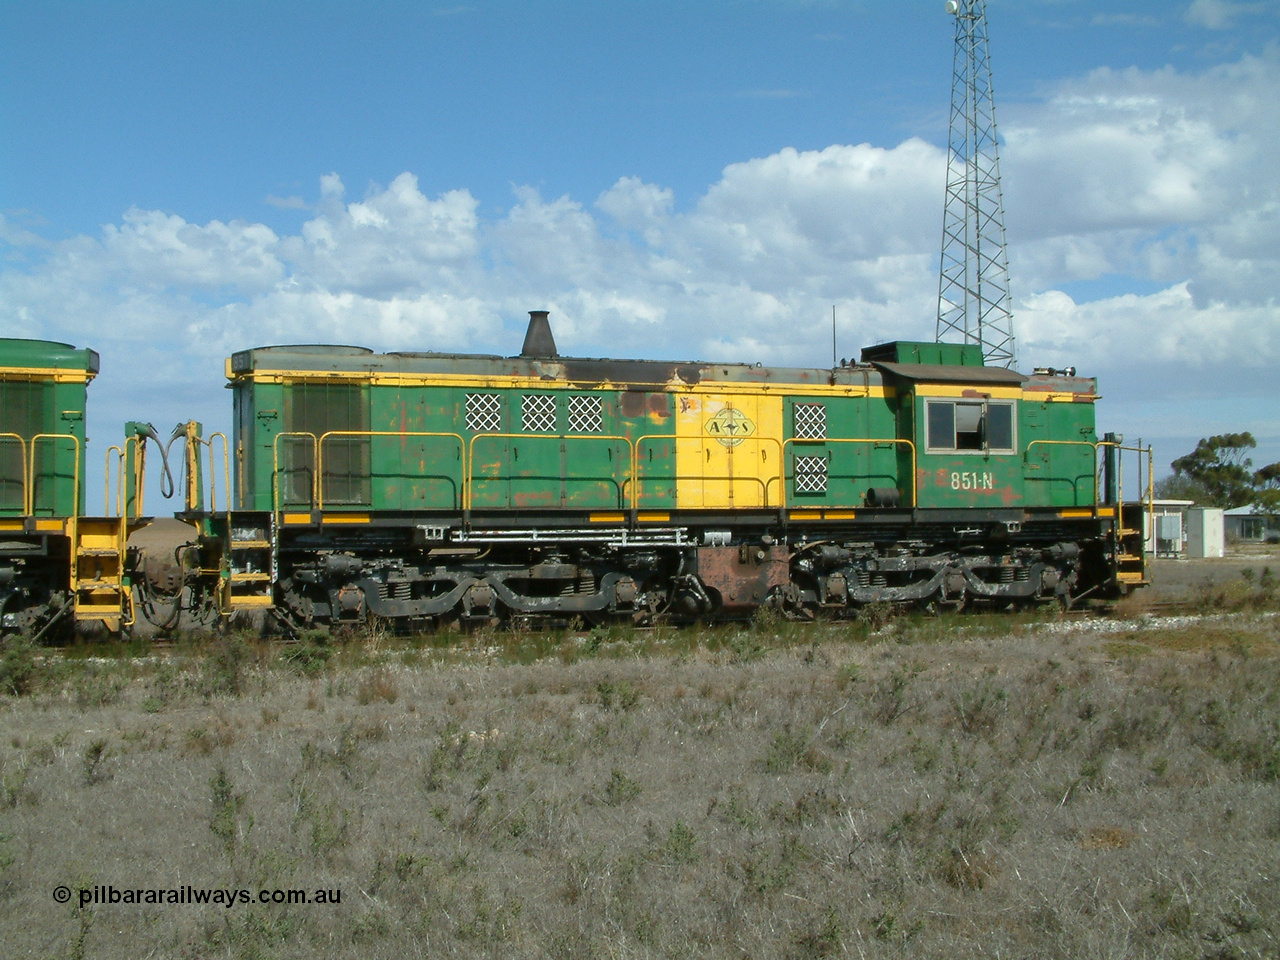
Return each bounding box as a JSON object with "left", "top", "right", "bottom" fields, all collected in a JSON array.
[
  {"left": 0, "top": 339, "right": 145, "bottom": 638},
  {"left": 177, "top": 311, "right": 1150, "bottom": 631}
]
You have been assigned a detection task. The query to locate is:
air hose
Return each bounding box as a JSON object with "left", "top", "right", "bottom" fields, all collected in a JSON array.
[{"left": 131, "top": 422, "right": 177, "bottom": 500}]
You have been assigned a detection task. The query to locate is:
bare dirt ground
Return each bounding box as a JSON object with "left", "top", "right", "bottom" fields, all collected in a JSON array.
[
  {"left": 127, "top": 516, "right": 197, "bottom": 563},
  {"left": 1148, "top": 544, "right": 1280, "bottom": 602},
  {"left": 2, "top": 610, "right": 1278, "bottom": 959}
]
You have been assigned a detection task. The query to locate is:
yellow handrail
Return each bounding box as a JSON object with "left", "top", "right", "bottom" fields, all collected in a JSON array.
[
  {"left": 1096, "top": 440, "right": 1155, "bottom": 551},
  {"left": 1025, "top": 439, "right": 1101, "bottom": 505},
  {"left": 103, "top": 435, "right": 145, "bottom": 518},
  {"left": 127, "top": 435, "right": 144, "bottom": 518},
  {"left": 316, "top": 430, "right": 468, "bottom": 511},
  {"left": 631, "top": 434, "right": 785, "bottom": 509},
  {"left": 104, "top": 445, "right": 123, "bottom": 515},
  {"left": 29, "top": 433, "right": 81, "bottom": 518},
  {"left": 1, "top": 433, "right": 29, "bottom": 514},
  {"left": 184, "top": 430, "right": 231, "bottom": 513},
  {"left": 632, "top": 434, "right": 673, "bottom": 511},
  {"left": 271, "top": 431, "right": 320, "bottom": 517},
  {"left": 467, "top": 432, "right": 632, "bottom": 512},
  {"left": 780, "top": 437, "right": 918, "bottom": 510},
  {"left": 253, "top": 428, "right": 927, "bottom": 521},
  {"left": 211, "top": 432, "right": 231, "bottom": 514}
]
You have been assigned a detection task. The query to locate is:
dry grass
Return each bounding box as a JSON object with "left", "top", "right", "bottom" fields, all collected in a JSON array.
[{"left": 1, "top": 612, "right": 1278, "bottom": 959}]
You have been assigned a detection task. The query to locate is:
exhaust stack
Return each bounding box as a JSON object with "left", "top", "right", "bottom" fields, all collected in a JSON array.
[{"left": 520, "top": 310, "right": 558, "bottom": 358}]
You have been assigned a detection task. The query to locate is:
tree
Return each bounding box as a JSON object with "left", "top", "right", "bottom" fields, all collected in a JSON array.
[
  {"left": 1153, "top": 472, "right": 1208, "bottom": 503},
  {"left": 1167, "top": 433, "right": 1257, "bottom": 508},
  {"left": 1255, "top": 461, "right": 1280, "bottom": 513}
]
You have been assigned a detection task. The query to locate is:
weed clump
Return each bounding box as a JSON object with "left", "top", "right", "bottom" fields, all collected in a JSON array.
[
  {"left": 356, "top": 668, "right": 398, "bottom": 705},
  {"left": 209, "top": 766, "right": 252, "bottom": 856},
  {"left": 595, "top": 677, "right": 640, "bottom": 711},
  {"left": 199, "top": 633, "right": 253, "bottom": 697},
  {"left": 280, "top": 632, "right": 332, "bottom": 676},
  {"left": 0, "top": 637, "right": 40, "bottom": 697},
  {"left": 81, "top": 739, "right": 110, "bottom": 786},
  {"left": 601, "top": 768, "right": 642, "bottom": 806}
]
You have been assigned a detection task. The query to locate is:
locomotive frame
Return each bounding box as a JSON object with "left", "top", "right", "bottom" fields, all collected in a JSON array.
[
  {"left": 173, "top": 312, "right": 1151, "bottom": 632},
  {"left": 1, "top": 314, "right": 1153, "bottom": 638}
]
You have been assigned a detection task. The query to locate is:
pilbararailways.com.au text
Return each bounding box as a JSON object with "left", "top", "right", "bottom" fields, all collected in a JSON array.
[{"left": 58, "top": 885, "right": 342, "bottom": 909}]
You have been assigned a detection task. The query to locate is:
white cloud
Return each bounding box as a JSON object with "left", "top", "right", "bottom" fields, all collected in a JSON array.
[
  {"left": 1004, "top": 47, "right": 1280, "bottom": 323},
  {"left": 102, "top": 208, "right": 284, "bottom": 291},
  {"left": 1185, "top": 0, "right": 1269, "bottom": 30},
  {"left": 2, "top": 48, "right": 1279, "bottom": 474},
  {"left": 1018, "top": 283, "right": 1279, "bottom": 369},
  {"left": 282, "top": 173, "right": 480, "bottom": 298},
  {"left": 0, "top": 213, "right": 52, "bottom": 251}
]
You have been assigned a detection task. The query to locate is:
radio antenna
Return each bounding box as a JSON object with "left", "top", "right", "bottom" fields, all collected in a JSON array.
[{"left": 936, "top": 0, "right": 1016, "bottom": 369}]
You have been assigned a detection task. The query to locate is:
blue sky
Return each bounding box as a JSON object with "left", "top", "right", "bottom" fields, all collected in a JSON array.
[{"left": 3, "top": 0, "right": 1280, "bottom": 502}]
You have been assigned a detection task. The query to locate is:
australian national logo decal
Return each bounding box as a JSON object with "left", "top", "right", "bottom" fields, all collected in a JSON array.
[{"left": 705, "top": 408, "right": 756, "bottom": 447}]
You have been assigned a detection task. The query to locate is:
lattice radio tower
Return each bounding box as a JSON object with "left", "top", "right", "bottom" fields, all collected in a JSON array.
[{"left": 936, "top": 0, "right": 1016, "bottom": 368}]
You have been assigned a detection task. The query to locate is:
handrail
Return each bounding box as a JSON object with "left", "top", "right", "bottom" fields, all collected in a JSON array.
[
  {"left": 467, "top": 432, "right": 631, "bottom": 512},
  {"left": 318, "top": 430, "right": 468, "bottom": 510},
  {"left": 104, "top": 445, "right": 124, "bottom": 515},
  {"left": 632, "top": 434, "right": 784, "bottom": 509},
  {"left": 1025, "top": 437, "right": 1155, "bottom": 519},
  {"left": 780, "top": 437, "right": 918, "bottom": 509},
  {"left": 1, "top": 433, "right": 29, "bottom": 513},
  {"left": 632, "top": 434, "right": 674, "bottom": 513},
  {"left": 1096, "top": 440, "right": 1155, "bottom": 553},
  {"left": 29, "top": 433, "right": 81, "bottom": 518},
  {"left": 261, "top": 428, "right": 923, "bottom": 520},
  {"left": 730, "top": 436, "right": 783, "bottom": 508},
  {"left": 128, "top": 435, "right": 145, "bottom": 518},
  {"left": 271, "top": 431, "right": 320, "bottom": 516},
  {"left": 1023, "top": 439, "right": 1155, "bottom": 566},
  {"left": 1025, "top": 439, "right": 1101, "bottom": 504},
  {"left": 102, "top": 434, "right": 148, "bottom": 518},
  {"left": 186, "top": 431, "right": 231, "bottom": 513}
]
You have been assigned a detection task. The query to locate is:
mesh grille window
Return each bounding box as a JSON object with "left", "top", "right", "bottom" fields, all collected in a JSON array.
[
  {"left": 568, "top": 395, "right": 604, "bottom": 433},
  {"left": 794, "top": 402, "right": 826, "bottom": 440},
  {"left": 466, "top": 393, "right": 502, "bottom": 433},
  {"left": 795, "top": 455, "right": 828, "bottom": 494},
  {"left": 521, "top": 394, "right": 557, "bottom": 433}
]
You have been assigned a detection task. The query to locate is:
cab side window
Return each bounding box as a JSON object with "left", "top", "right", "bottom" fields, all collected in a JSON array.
[{"left": 926, "top": 399, "right": 1015, "bottom": 454}]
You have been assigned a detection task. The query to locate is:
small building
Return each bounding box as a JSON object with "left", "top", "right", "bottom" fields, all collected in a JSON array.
[
  {"left": 1186, "top": 507, "right": 1225, "bottom": 558},
  {"left": 1224, "top": 505, "right": 1280, "bottom": 543},
  {"left": 1145, "top": 500, "right": 1194, "bottom": 557}
]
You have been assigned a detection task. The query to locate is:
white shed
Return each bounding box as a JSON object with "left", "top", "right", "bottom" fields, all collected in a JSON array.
[{"left": 1145, "top": 500, "right": 1194, "bottom": 556}]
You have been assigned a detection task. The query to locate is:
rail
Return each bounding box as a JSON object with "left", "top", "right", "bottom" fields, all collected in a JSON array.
[
  {"left": 631, "top": 434, "right": 675, "bottom": 513},
  {"left": 466, "top": 433, "right": 631, "bottom": 513},
  {"left": 0, "top": 432, "right": 29, "bottom": 513},
  {"left": 260, "top": 428, "right": 927, "bottom": 522},
  {"left": 1095, "top": 439, "right": 1155, "bottom": 544},
  {"left": 319, "top": 430, "right": 468, "bottom": 511},
  {"left": 1024, "top": 439, "right": 1102, "bottom": 506},
  {"left": 631, "top": 434, "right": 784, "bottom": 510},
  {"left": 271, "top": 432, "right": 320, "bottom": 518},
  {"left": 104, "top": 442, "right": 125, "bottom": 516},
  {"left": 1023, "top": 438, "right": 1154, "bottom": 521},
  {"left": 186, "top": 430, "right": 231, "bottom": 515},
  {"left": 778, "top": 437, "right": 917, "bottom": 510},
  {"left": 30, "top": 434, "right": 81, "bottom": 518},
  {"left": 1, "top": 433, "right": 81, "bottom": 517},
  {"left": 102, "top": 435, "right": 148, "bottom": 517}
]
